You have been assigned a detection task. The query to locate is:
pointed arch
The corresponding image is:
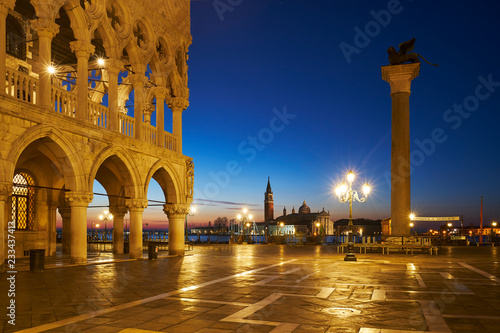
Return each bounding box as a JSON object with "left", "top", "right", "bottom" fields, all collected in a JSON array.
[
  {"left": 89, "top": 146, "right": 141, "bottom": 201},
  {"left": 5, "top": 126, "right": 84, "bottom": 191},
  {"left": 144, "top": 159, "right": 182, "bottom": 204}
]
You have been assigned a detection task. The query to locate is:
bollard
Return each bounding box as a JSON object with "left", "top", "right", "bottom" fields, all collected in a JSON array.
[
  {"left": 148, "top": 243, "right": 158, "bottom": 260},
  {"left": 29, "top": 249, "right": 45, "bottom": 273}
]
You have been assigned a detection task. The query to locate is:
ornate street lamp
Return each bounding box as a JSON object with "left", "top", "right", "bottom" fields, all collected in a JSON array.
[
  {"left": 237, "top": 209, "right": 253, "bottom": 241},
  {"left": 186, "top": 206, "right": 196, "bottom": 241},
  {"left": 91, "top": 222, "right": 100, "bottom": 241},
  {"left": 335, "top": 170, "right": 370, "bottom": 261},
  {"left": 99, "top": 210, "right": 113, "bottom": 241}
]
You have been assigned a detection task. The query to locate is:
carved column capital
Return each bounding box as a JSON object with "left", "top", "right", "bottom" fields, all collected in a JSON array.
[
  {"left": 152, "top": 86, "right": 169, "bottom": 101},
  {"left": 0, "top": 182, "right": 12, "bottom": 201},
  {"left": 70, "top": 40, "right": 96, "bottom": 59},
  {"left": 65, "top": 192, "right": 93, "bottom": 207},
  {"left": 105, "top": 58, "right": 123, "bottom": 74},
  {"left": 381, "top": 63, "right": 420, "bottom": 95},
  {"left": 31, "top": 18, "right": 60, "bottom": 39},
  {"left": 125, "top": 199, "right": 148, "bottom": 212},
  {"left": 163, "top": 203, "right": 190, "bottom": 219},
  {"left": 0, "top": 0, "right": 15, "bottom": 15},
  {"left": 109, "top": 205, "right": 128, "bottom": 218},
  {"left": 58, "top": 207, "right": 71, "bottom": 220},
  {"left": 128, "top": 73, "right": 147, "bottom": 87},
  {"left": 167, "top": 97, "right": 189, "bottom": 111}
]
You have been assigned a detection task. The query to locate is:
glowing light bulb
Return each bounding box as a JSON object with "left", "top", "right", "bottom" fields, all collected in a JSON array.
[
  {"left": 47, "top": 65, "right": 56, "bottom": 74},
  {"left": 347, "top": 170, "right": 355, "bottom": 183},
  {"left": 97, "top": 58, "right": 105, "bottom": 66}
]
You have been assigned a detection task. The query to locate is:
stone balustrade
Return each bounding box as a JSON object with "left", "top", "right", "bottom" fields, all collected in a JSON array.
[{"left": 4, "top": 65, "right": 178, "bottom": 153}]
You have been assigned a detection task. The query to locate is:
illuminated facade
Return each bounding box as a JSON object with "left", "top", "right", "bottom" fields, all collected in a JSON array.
[{"left": 0, "top": 0, "right": 193, "bottom": 269}]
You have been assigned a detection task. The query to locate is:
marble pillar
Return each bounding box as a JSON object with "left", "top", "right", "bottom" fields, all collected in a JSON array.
[
  {"left": 382, "top": 63, "right": 420, "bottom": 236},
  {"left": 70, "top": 41, "right": 95, "bottom": 121},
  {"left": 65, "top": 192, "right": 93, "bottom": 264},
  {"left": 126, "top": 199, "right": 148, "bottom": 259},
  {"left": 164, "top": 203, "right": 189, "bottom": 256}
]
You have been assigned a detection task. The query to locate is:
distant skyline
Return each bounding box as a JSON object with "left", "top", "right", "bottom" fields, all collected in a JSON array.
[{"left": 80, "top": 1, "right": 500, "bottom": 232}]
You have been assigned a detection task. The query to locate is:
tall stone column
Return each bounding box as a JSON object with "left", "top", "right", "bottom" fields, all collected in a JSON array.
[
  {"left": 65, "top": 192, "right": 93, "bottom": 264},
  {"left": 70, "top": 41, "right": 95, "bottom": 121},
  {"left": 153, "top": 87, "right": 168, "bottom": 147},
  {"left": 0, "top": 183, "right": 12, "bottom": 272},
  {"left": 110, "top": 205, "right": 127, "bottom": 254},
  {"left": 58, "top": 207, "right": 71, "bottom": 254},
  {"left": 0, "top": 0, "right": 15, "bottom": 95},
  {"left": 129, "top": 73, "right": 146, "bottom": 141},
  {"left": 167, "top": 97, "right": 188, "bottom": 153},
  {"left": 382, "top": 63, "right": 420, "bottom": 236},
  {"left": 106, "top": 59, "right": 122, "bottom": 131},
  {"left": 164, "top": 203, "right": 189, "bottom": 256},
  {"left": 126, "top": 199, "right": 148, "bottom": 259},
  {"left": 31, "top": 19, "right": 59, "bottom": 108}
]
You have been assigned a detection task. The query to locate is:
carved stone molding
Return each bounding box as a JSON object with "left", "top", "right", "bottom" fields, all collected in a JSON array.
[
  {"left": 105, "top": 58, "right": 124, "bottom": 74},
  {"left": 57, "top": 207, "right": 71, "bottom": 220},
  {"left": 0, "top": 0, "right": 15, "bottom": 14},
  {"left": 186, "top": 159, "right": 194, "bottom": 202},
  {"left": 65, "top": 192, "right": 93, "bottom": 207},
  {"left": 152, "top": 86, "right": 169, "bottom": 100},
  {"left": 70, "top": 40, "right": 96, "bottom": 59},
  {"left": 31, "top": 19, "right": 60, "bottom": 39},
  {"left": 0, "top": 182, "right": 12, "bottom": 201},
  {"left": 167, "top": 97, "right": 188, "bottom": 111},
  {"left": 109, "top": 205, "right": 128, "bottom": 218},
  {"left": 128, "top": 73, "right": 148, "bottom": 87},
  {"left": 125, "top": 199, "right": 148, "bottom": 212},
  {"left": 381, "top": 63, "right": 420, "bottom": 95},
  {"left": 163, "top": 203, "right": 190, "bottom": 219}
]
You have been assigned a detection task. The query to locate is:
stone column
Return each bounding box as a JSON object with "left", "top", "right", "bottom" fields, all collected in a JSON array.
[
  {"left": 164, "top": 203, "right": 189, "bottom": 256},
  {"left": 382, "top": 63, "right": 420, "bottom": 236},
  {"left": 70, "top": 41, "right": 95, "bottom": 121},
  {"left": 106, "top": 59, "right": 122, "bottom": 131},
  {"left": 126, "top": 199, "right": 148, "bottom": 259},
  {"left": 31, "top": 18, "right": 59, "bottom": 108},
  {"left": 58, "top": 207, "right": 71, "bottom": 254},
  {"left": 65, "top": 192, "right": 93, "bottom": 264},
  {"left": 0, "top": 0, "right": 15, "bottom": 94},
  {"left": 110, "top": 205, "right": 127, "bottom": 254},
  {"left": 129, "top": 73, "right": 146, "bottom": 141},
  {"left": 167, "top": 97, "right": 188, "bottom": 153},
  {"left": 0, "top": 183, "right": 12, "bottom": 272},
  {"left": 153, "top": 87, "right": 168, "bottom": 147},
  {"left": 48, "top": 203, "right": 57, "bottom": 256}
]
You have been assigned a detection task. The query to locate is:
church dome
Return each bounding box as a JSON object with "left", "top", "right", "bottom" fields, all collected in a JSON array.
[{"left": 298, "top": 200, "right": 311, "bottom": 214}]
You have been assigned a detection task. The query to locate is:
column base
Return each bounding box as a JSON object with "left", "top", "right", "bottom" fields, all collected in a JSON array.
[
  {"left": 169, "top": 249, "right": 185, "bottom": 256},
  {"left": 71, "top": 256, "right": 87, "bottom": 264},
  {"left": 344, "top": 253, "right": 357, "bottom": 261}
]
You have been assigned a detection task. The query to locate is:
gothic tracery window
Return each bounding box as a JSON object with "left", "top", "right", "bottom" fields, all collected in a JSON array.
[{"left": 12, "top": 172, "right": 35, "bottom": 230}]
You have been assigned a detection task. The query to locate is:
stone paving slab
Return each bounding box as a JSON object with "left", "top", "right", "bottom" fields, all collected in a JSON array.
[{"left": 1, "top": 245, "right": 499, "bottom": 332}]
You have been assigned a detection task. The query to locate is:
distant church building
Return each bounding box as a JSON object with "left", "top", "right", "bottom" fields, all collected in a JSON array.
[{"left": 264, "top": 179, "right": 334, "bottom": 235}]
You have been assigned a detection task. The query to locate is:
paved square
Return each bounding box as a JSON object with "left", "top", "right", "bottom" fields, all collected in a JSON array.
[{"left": 1, "top": 245, "right": 499, "bottom": 332}]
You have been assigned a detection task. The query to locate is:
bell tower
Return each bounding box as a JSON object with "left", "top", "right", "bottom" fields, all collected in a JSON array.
[{"left": 264, "top": 177, "right": 274, "bottom": 222}]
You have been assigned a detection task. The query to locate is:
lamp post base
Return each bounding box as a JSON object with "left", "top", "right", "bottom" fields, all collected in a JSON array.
[{"left": 344, "top": 253, "right": 357, "bottom": 261}]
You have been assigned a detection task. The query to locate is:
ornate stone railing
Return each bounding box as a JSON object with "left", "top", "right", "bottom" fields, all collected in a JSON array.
[
  {"left": 88, "top": 100, "right": 108, "bottom": 128},
  {"left": 5, "top": 68, "right": 37, "bottom": 104},
  {"left": 52, "top": 86, "right": 76, "bottom": 117},
  {"left": 163, "top": 131, "right": 177, "bottom": 152},
  {"left": 143, "top": 123, "right": 157, "bottom": 145},
  {"left": 5, "top": 66, "right": 179, "bottom": 153},
  {"left": 119, "top": 113, "right": 134, "bottom": 137}
]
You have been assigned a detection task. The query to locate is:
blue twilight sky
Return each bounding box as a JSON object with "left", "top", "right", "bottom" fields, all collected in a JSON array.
[{"left": 88, "top": 0, "right": 500, "bottom": 230}]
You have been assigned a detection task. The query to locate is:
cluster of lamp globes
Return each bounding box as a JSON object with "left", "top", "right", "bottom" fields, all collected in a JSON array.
[{"left": 334, "top": 170, "right": 371, "bottom": 198}]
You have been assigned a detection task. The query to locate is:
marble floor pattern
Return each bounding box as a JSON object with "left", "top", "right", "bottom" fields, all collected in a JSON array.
[{"left": 1, "top": 245, "right": 499, "bottom": 332}]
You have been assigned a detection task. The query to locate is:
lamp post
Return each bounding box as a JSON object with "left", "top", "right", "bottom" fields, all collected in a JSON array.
[
  {"left": 237, "top": 209, "right": 253, "bottom": 242},
  {"left": 491, "top": 221, "right": 497, "bottom": 243},
  {"left": 186, "top": 206, "right": 196, "bottom": 242},
  {"left": 335, "top": 170, "right": 370, "bottom": 261},
  {"left": 99, "top": 210, "right": 113, "bottom": 241},
  {"left": 91, "top": 222, "right": 100, "bottom": 241}
]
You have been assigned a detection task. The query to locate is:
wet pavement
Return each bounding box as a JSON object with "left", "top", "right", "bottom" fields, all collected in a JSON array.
[{"left": 1, "top": 245, "right": 499, "bottom": 332}]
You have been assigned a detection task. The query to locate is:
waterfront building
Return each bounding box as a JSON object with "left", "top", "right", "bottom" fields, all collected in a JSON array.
[{"left": 0, "top": 0, "right": 193, "bottom": 269}]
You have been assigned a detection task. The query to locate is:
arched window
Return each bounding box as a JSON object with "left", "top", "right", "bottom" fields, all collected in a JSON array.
[
  {"left": 12, "top": 172, "right": 35, "bottom": 230},
  {"left": 6, "top": 14, "right": 26, "bottom": 60}
]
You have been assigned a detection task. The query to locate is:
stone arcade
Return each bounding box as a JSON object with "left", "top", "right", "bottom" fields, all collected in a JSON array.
[{"left": 0, "top": 0, "right": 193, "bottom": 268}]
